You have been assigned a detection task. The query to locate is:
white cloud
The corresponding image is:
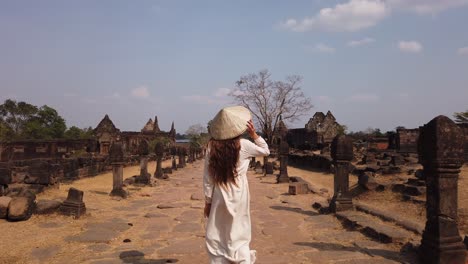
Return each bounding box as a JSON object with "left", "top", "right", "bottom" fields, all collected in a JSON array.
[
  {"left": 348, "top": 37, "right": 376, "bottom": 47},
  {"left": 131, "top": 86, "right": 150, "bottom": 99},
  {"left": 306, "top": 43, "right": 336, "bottom": 53},
  {"left": 279, "top": 0, "right": 467, "bottom": 34},
  {"left": 280, "top": 0, "right": 389, "bottom": 32},
  {"left": 387, "top": 0, "right": 468, "bottom": 15},
  {"left": 347, "top": 93, "right": 380, "bottom": 103},
  {"left": 398, "top": 41, "right": 423, "bottom": 53},
  {"left": 458, "top": 46, "right": 468, "bottom": 55}
]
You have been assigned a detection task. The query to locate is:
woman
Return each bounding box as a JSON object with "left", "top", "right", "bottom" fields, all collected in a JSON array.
[{"left": 203, "top": 106, "right": 270, "bottom": 264}]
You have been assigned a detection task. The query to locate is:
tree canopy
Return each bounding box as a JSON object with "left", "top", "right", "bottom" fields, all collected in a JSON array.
[
  {"left": 185, "top": 124, "right": 209, "bottom": 149},
  {"left": 0, "top": 99, "right": 90, "bottom": 141},
  {"left": 229, "top": 69, "right": 313, "bottom": 145}
]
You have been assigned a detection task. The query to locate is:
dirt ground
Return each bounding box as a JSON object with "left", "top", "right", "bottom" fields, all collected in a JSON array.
[{"left": 288, "top": 162, "right": 468, "bottom": 235}]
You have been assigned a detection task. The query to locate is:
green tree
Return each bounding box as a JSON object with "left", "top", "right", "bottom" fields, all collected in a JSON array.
[
  {"left": 22, "top": 105, "right": 66, "bottom": 139},
  {"left": 0, "top": 99, "right": 38, "bottom": 139},
  {"left": 0, "top": 100, "right": 67, "bottom": 140},
  {"left": 186, "top": 124, "right": 209, "bottom": 149},
  {"left": 148, "top": 137, "right": 171, "bottom": 153},
  {"left": 64, "top": 126, "right": 94, "bottom": 139},
  {"left": 336, "top": 124, "right": 348, "bottom": 135},
  {"left": 453, "top": 110, "right": 468, "bottom": 124}
]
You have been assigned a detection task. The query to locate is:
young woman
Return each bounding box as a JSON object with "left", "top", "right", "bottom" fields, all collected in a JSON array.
[{"left": 203, "top": 106, "right": 270, "bottom": 264}]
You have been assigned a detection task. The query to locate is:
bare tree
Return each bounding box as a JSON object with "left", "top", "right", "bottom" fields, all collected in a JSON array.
[{"left": 229, "top": 69, "right": 313, "bottom": 145}]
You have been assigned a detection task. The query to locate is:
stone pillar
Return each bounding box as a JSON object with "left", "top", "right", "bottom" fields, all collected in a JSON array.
[
  {"left": 138, "top": 140, "right": 150, "bottom": 184},
  {"left": 154, "top": 142, "right": 164, "bottom": 179},
  {"left": 178, "top": 148, "right": 186, "bottom": 168},
  {"left": 263, "top": 156, "right": 268, "bottom": 176},
  {"left": 329, "top": 135, "right": 354, "bottom": 213},
  {"left": 109, "top": 142, "right": 127, "bottom": 198},
  {"left": 418, "top": 116, "right": 466, "bottom": 264},
  {"left": 172, "top": 157, "right": 177, "bottom": 170},
  {"left": 277, "top": 141, "right": 290, "bottom": 183},
  {"left": 59, "top": 187, "right": 86, "bottom": 218}
]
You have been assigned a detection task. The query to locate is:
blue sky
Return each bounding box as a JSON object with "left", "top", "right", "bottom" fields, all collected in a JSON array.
[{"left": 1, "top": 0, "right": 467, "bottom": 133}]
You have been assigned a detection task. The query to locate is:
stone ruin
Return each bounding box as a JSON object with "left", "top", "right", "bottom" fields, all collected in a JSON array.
[
  {"left": 329, "top": 135, "right": 354, "bottom": 213},
  {"left": 109, "top": 142, "right": 127, "bottom": 198},
  {"left": 58, "top": 187, "right": 86, "bottom": 219},
  {"left": 287, "top": 110, "right": 341, "bottom": 150},
  {"left": 418, "top": 116, "right": 466, "bottom": 263}
]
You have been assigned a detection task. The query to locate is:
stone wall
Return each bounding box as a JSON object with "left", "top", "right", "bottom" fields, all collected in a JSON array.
[
  {"left": 0, "top": 139, "right": 96, "bottom": 162},
  {"left": 288, "top": 153, "right": 333, "bottom": 172},
  {"left": 396, "top": 128, "right": 419, "bottom": 153}
]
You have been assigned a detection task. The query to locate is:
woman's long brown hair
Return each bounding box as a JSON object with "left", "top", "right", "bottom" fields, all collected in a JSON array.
[{"left": 208, "top": 137, "right": 241, "bottom": 187}]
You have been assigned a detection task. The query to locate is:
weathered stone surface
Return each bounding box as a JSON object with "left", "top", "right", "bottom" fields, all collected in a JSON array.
[
  {"left": 358, "top": 172, "right": 379, "bottom": 191},
  {"left": 35, "top": 199, "right": 62, "bottom": 214},
  {"left": 288, "top": 182, "right": 309, "bottom": 195},
  {"left": 144, "top": 212, "right": 168, "bottom": 218},
  {"left": 0, "top": 196, "right": 12, "bottom": 218},
  {"left": 31, "top": 246, "right": 61, "bottom": 264},
  {"left": 108, "top": 142, "right": 124, "bottom": 163},
  {"left": 330, "top": 135, "right": 354, "bottom": 213},
  {"left": 402, "top": 185, "right": 425, "bottom": 196},
  {"left": 418, "top": 115, "right": 466, "bottom": 264},
  {"left": 59, "top": 187, "right": 86, "bottom": 218},
  {"left": 67, "top": 220, "right": 131, "bottom": 243},
  {"left": 157, "top": 202, "right": 189, "bottom": 209},
  {"left": 336, "top": 211, "right": 413, "bottom": 243},
  {"left": 0, "top": 168, "right": 12, "bottom": 185},
  {"left": 8, "top": 196, "right": 35, "bottom": 221}
]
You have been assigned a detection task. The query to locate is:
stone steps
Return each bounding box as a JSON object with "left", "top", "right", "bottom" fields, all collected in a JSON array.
[{"left": 336, "top": 210, "right": 416, "bottom": 244}]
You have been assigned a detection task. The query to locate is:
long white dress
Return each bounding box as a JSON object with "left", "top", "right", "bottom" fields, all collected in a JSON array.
[{"left": 203, "top": 137, "right": 270, "bottom": 264}]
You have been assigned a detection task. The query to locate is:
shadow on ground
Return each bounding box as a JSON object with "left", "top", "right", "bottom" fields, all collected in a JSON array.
[
  {"left": 294, "top": 241, "right": 419, "bottom": 263},
  {"left": 270, "top": 205, "right": 319, "bottom": 217},
  {"left": 119, "top": 250, "right": 178, "bottom": 264}
]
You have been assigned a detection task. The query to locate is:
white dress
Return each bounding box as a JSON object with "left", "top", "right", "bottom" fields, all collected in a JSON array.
[{"left": 203, "top": 137, "right": 270, "bottom": 264}]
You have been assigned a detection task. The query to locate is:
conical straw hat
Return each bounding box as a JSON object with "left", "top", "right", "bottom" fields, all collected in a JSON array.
[{"left": 209, "top": 106, "right": 251, "bottom": 140}]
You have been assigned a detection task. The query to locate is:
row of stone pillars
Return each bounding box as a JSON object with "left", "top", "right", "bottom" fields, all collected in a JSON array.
[
  {"left": 328, "top": 115, "right": 466, "bottom": 263},
  {"left": 109, "top": 142, "right": 197, "bottom": 198}
]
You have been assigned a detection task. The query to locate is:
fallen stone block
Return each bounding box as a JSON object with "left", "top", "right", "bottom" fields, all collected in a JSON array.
[
  {"left": 35, "top": 199, "right": 62, "bottom": 215},
  {"left": 0, "top": 196, "right": 12, "bottom": 218},
  {"left": 391, "top": 183, "right": 406, "bottom": 193},
  {"left": 403, "top": 185, "right": 426, "bottom": 196},
  {"left": 8, "top": 196, "right": 36, "bottom": 221},
  {"left": 406, "top": 178, "right": 425, "bottom": 186},
  {"left": 59, "top": 188, "right": 86, "bottom": 218},
  {"left": 289, "top": 182, "right": 309, "bottom": 195},
  {"left": 0, "top": 168, "right": 12, "bottom": 185},
  {"left": 358, "top": 172, "right": 379, "bottom": 191}
]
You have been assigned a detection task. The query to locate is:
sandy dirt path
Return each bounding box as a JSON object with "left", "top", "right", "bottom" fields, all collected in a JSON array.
[{"left": 1, "top": 160, "right": 413, "bottom": 264}]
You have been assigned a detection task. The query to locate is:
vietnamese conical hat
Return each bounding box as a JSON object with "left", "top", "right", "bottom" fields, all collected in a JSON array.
[{"left": 209, "top": 106, "right": 251, "bottom": 140}]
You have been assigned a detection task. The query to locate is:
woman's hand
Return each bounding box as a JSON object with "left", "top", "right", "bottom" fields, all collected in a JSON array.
[
  {"left": 204, "top": 202, "right": 211, "bottom": 218},
  {"left": 247, "top": 120, "right": 259, "bottom": 140}
]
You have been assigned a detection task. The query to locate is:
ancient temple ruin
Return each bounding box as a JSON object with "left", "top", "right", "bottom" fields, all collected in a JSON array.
[
  {"left": 287, "top": 111, "right": 341, "bottom": 149},
  {"left": 94, "top": 115, "right": 176, "bottom": 155}
]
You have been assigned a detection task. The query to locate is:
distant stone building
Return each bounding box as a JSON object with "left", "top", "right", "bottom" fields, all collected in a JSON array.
[
  {"left": 395, "top": 128, "right": 419, "bottom": 153},
  {"left": 287, "top": 111, "right": 341, "bottom": 149},
  {"left": 94, "top": 115, "right": 176, "bottom": 155}
]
